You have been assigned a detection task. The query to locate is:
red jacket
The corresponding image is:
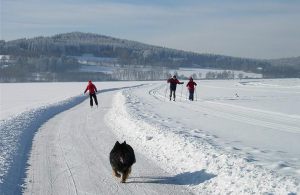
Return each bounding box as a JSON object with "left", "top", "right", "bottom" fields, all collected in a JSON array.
[
  {"left": 186, "top": 80, "right": 197, "bottom": 90},
  {"left": 84, "top": 82, "right": 97, "bottom": 94}
]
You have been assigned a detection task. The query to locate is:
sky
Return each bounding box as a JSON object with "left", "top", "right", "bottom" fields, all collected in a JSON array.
[{"left": 1, "top": 0, "right": 300, "bottom": 59}]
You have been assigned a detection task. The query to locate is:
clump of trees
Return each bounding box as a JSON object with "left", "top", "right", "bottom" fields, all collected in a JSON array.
[
  {"left": 0, "top": 56, "right": 80, "bottom": 82},
  {"left": 111, "top": 67, "right": 169, "bottom": 80},
  {"left": 262, "top": 65, "right": 300, "bottom": 78},
  {"left": 205, "top": 70, "right": 235, "bottom": 79}
]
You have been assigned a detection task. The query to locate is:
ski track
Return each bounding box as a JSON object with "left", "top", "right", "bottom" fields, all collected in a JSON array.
[
  {"left": 151, "top": 84, "right": 300, "bottom": 134},
  {"left": 104, "top": 83, "right": 300, "bottom": 194},
  {"left": 0, "top": 86, "right": 144, "bottom": 195},
  {"left": 149, "top": 84, "right": 300, "bottom": 175},
  {"left": 0, "top": 95, "right": 87, "bottom": 195},
  {"left": 23, "top": 89, "right": 193, "bottom": 195}
]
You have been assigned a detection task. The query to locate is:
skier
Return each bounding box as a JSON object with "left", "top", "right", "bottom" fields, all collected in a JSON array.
[
  {"left": 186, "top": 77, "right": 197, "bottom": 101},
  {"left": 167, "top": 75, "right": 184, "bottom": 101},
  {"left": 84, "top": 80, "right": 98, "bottom": 107}
]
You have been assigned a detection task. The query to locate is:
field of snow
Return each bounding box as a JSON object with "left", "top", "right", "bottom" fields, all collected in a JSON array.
[{"left": 0, "top": 79, "right": 299, "bottom": 194}]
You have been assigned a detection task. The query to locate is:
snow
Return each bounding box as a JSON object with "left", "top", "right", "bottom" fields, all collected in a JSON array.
[
  {"left": 0, "top": 82, "right": 146, "bottom": 120},
  {"left": 0, "top": 79, "right": 300, "bottom": 194},
  {"left": 23, "top": 90, "right": 191, "bottom": 195}
]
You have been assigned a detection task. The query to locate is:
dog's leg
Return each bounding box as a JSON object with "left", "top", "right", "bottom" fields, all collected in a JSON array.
[
  {"left": 128, "top": 167, "right": 132, "bottom": 175},
  {"left": 121, "top": 173, "right": 127, "bottom": 183},
  {"left": 121, "top": 168, "right": 131, "bottom": 183},
  {"left": 112, "top": 168, "right": 121, "bottom": 178}
]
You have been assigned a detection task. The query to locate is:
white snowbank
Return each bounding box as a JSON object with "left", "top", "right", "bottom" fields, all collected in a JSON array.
[
  {"left": 105, "top": 85, "right": 299, "bottom": 194},
  {"left": 0, "top": 94, "right": 87, "bottom": 191}
]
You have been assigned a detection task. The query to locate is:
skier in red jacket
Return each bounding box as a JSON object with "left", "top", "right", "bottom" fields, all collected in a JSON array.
[
  {"left": 84, "top": 80, "right": 98, "bottom": 107},
  {"left": 186, "top": 77, "right": 197, "bottom": 101},
  {"left": 167, "top": 75, "right": 184, "bottom": 101}
]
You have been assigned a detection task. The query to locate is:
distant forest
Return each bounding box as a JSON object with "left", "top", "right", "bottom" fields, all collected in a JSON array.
[{"left": 0, "top": 32, "right": 299, "bottom": 82}]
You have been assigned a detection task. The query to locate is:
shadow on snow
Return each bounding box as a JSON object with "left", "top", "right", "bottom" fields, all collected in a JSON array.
[{"left": 129, "top": 170, "right": 216, "bottom": 185}]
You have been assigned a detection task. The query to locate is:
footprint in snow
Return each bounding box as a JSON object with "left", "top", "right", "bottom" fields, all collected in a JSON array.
[{"left": 145, "top": 136, "right": 153, "bottom": 141}]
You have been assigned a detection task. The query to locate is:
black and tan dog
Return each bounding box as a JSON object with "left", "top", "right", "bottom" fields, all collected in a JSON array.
[{"left": 109, "top": 141, "right": 136, "bottom": 183}]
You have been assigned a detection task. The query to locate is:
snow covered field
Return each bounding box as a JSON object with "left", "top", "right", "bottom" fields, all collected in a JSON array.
[{"left": 0, "top": 79, "right": 299, "bottom": 194}]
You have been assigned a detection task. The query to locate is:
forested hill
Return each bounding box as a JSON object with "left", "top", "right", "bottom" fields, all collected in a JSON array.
[
  {"left": 1, "top": 32, "right": 268, "bottom": 71},
  {"left": 0, "top": 32, "right": 299, "bottom": 81},
  {"left": 268, "top": 56, "right": 300, "bottom": 67}
]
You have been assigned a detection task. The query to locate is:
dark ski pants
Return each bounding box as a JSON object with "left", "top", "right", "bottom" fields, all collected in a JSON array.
[
  {"left": 89, "top": 93, "right": 98, "bottom": 106},
  {"left": 189, "top": 89, "right": 194, "bottom": 101},
  {"left": 170, "top": 89, "right": 176, "bottom": 100}
]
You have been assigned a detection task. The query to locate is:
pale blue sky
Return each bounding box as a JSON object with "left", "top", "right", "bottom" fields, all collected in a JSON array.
[{"left": 1, "top": 0, "right": 300, "bottom": 59}]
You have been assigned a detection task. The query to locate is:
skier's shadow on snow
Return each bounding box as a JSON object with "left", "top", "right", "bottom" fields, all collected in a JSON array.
[{"left": 129, "top": 170, "right": 216, "bottom": 185}]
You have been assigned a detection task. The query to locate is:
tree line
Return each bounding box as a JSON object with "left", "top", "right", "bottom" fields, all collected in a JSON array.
[{"left": 0, "top": 32, "right": 299, "bottom": 82}]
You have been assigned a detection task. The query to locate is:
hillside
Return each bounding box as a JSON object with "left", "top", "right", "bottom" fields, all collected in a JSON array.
[
  {"left": 0, "top": 32, "right": 299, "bottom": 82},
  {"left": 267, "top": 56, "right": 300, "bottom": 67}
]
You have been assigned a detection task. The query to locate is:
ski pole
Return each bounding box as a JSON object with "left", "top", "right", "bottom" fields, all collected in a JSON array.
[
  {"left": 195, "top": 87, "right": 198, "bottom": 101},
  {"left": 186, "top": 88, "right": 188, "bottom": 100},
  {"left": 164, "top": 84, "right": 168, "bottom": 101},
  {"left": 180, "top": 84, "right": 183, "bottom": 101}
]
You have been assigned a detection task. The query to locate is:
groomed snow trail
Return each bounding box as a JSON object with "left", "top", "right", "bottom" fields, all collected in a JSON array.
[{"left": 24, "top": 89, "right": 193, "bottom": 195}]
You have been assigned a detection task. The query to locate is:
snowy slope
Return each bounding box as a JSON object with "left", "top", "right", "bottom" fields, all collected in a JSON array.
[
  {"left": 105, "top": 79, "right": 300, "bottom": 194},
  {"left": 0, "top": 79, "right": 300, "bottom": 194}
]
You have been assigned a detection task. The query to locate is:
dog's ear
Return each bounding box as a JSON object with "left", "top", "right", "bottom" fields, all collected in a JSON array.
[
  {"left": 123, "top": 141, "right": 126, "bottom": 145},
  {"left": 115, "top": 141, "right": 120, "bottom": 145}
]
